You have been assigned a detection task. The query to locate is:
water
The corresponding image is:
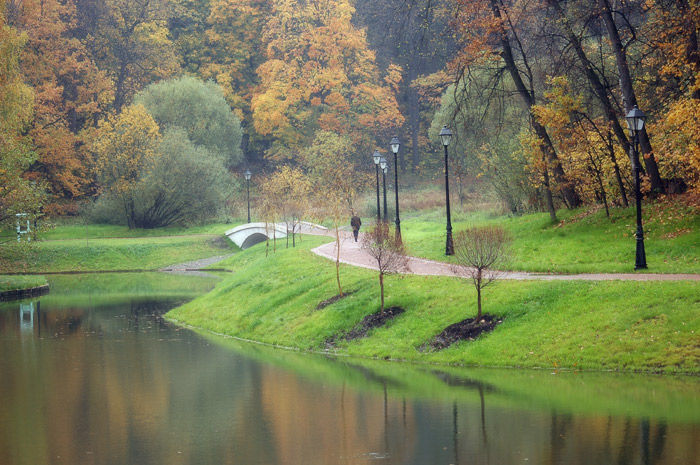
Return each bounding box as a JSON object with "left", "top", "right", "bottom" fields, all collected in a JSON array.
[{"left": 1, "top": 273, "right": 699, "bottom": 465}]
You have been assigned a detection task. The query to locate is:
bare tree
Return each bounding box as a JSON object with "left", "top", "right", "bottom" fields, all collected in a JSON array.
[
  {"left": 451, "top": 226, "right": 511, "bottom": 321},
  {"left": 361, "top": 223, "right": 410, "bottom": 313}
]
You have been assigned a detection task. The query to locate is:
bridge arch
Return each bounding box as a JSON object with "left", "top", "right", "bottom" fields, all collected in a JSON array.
[{"left": 225, "top": 222, "right": 287, "bottom": 250}]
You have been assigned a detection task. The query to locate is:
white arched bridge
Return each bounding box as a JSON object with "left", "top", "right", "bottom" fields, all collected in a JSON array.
[{"left": 225, "top": 222, "right": 329, "bottom": 250}]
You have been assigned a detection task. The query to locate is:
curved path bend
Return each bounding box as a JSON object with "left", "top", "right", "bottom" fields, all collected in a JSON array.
[{"left": 298, "top": 224, "right": 700, "bottom": 282}]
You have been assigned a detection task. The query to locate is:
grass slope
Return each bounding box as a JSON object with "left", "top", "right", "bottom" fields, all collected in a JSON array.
[
  {"left": 0, "top": 231, "right": 236, "bottom": 274},
  {"left": 0, "top": 275, "right": 47, "bottom": 293},
  {"left": 168, "top": 235, "right": 700, "bottom": 374},
  {"left": 401, "top": 196, "right": 700, "bottom": 274}
]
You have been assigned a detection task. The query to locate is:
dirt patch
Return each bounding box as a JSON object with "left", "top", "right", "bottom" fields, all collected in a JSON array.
[
  {"left": 316, "top": 290, "right": 356, "bottom": 310},
  {"left": 210, "top": 236, "right": 232, "bottom": 248},
  {"left": 427, "top": 314, "right": 502, "bottom": 350},
  {"left": 325, "top": 306, "right": 405, "bottom": 348}
]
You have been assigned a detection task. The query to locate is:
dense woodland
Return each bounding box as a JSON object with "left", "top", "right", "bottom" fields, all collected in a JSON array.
[{"left": 1, "top": 0, "right": 699, "bottom": 228}]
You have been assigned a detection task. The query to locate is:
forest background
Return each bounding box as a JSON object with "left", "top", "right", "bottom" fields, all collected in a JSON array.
[{"left": 1, "top": 0, "right": 699, "bottom": 229}]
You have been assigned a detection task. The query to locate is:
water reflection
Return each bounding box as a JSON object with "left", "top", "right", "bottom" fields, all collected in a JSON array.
[{"left": 1, "top": 274, "right": 699, "bottom": 465}]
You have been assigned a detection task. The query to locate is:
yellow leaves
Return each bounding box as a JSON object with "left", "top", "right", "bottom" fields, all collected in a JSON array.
[
  {"left": 653, "top": 98, "right": 700, "bottom": 191},
  {"left": 252, "top": 0, "right": 403, "bottom": 150},
  {"left": 92, "top": 104, "right": 161, "bottom": 193},
  {"left": 134, "top": 21, "right": 172, "bottom": 47}
]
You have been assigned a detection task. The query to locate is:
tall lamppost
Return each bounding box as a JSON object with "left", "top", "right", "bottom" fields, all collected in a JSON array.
[
  {"left": 372, "top": 150, "right": 382, "bottom": 221},
  {"left": 244, "top": 169, "right": 252, "bottom": 223},
  {"left": 390, "top": 135, "right": 401, "bottom": 241},
  {"left": 626, "top": 105, "right": 647, "bottom": 270},
  {"left": 440, "top": 126, "right": 454, "bottom": 255},
  {"left": 380, "top": 157, "right": 388, "bottom": 222}
]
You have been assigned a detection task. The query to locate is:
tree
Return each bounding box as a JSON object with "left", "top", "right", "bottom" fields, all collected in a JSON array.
[
  {"left": 134, "top": 75, "right": 243, "bottom": 167},
  {"left": 595, "top": 0, "right": 664, "bottom": 193},
  {"left": 251, "top": 0, "right": 403, "bottom": 157},
  {"left": 450, "top": 0, "right": 582, "bottom": 211},
  {"left": 92, "top": 107, "right": 231, "bottom": 228},
  {"left": 0, "top": 6, "right": 44, "bottom": 226},
  {"left": 302, "top": 131, "right": 369, "bottom": 296},
  {"left": 91, "top": 104, "right": 161, "bottom": 228},
  {"left": 85, "top": 0, "right": 180, "bottom": 112},
  {"left": 258, "top": 166, "right": 311, "bottom": 247},
  {"left": 451, "top": 226, "right": 510, "bottom": 321},
  {"left": 132, "top": 128, "right": 231, "bottom": 227},
  {"left": 355, "top": 0, "right": 455, "bottom": 172},
  {"left": 430, "top": 72, "right": 533, "bottom": 213},
  {"left": 361, "top": 222, "right": 409, "bottom": 313},
  {"left": 9, "top": 0, "right": 113, "bottom": 206}
]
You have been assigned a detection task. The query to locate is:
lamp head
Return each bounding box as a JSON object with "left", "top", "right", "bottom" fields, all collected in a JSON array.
[
  {"left": 244, "top": 169, "right": 252, "bottom": 181},
  {"left": 372, "top": 150, "right": 381, "bottom": 165},
  {"left": 625, "top": 105, "right": 646, "bottom": 135},
  {"left": 390, "top": 136, "right": 400, "bottom": 154},
  {"left": 439, "top": 126, "right": 453, "bottom": 147},
  {"left": 379, "top": 157, "right": 387, "bottom": 170}
]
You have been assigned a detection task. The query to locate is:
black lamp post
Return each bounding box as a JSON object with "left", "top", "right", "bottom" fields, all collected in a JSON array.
[
  {"left": 625, "top": 105, "right": 647, "bottom": 270},
  {"left": 244, "top": 169, "right": 252, "bottom": 223},
  {"left": 380, "top": 157, "right": 388, "bottom": 222},
  {"left": 440, "top": 126, "right": 454, "bottom": 255},
  {"left": 372, "top": 150, "right": 382, "bottom": 221},
  {"left": 390, "top": 135, "right": 401, "bottom": 242}
]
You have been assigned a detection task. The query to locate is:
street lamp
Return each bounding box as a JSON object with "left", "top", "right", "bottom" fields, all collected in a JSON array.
[
  {"left": 390, "top": 135, "right": 401, "bottom": 241},
  {"left": 440, "top": 126, "right": 454, "bottom": 255},
  {"left": 380, "top": 157, "right": 388, "bottom": 222},
  {"left": 372, "top": 150, "right": 382, "bottom": 221},
  {"left": 244, "top": 169, "right": 252, "bottom": 223},
  {"left": 625, "top": 105, "right": 647, "bottom": 270}
]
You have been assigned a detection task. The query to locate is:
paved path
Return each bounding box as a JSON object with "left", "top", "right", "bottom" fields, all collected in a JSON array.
[
  {"left": 301, "top": 224, "right": 700, "bottom": 282},
  {"left": 161, "top": 254, "right": 234, "bottom": 275}
]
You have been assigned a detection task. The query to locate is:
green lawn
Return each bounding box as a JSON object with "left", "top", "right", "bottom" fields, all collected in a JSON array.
[
  {"left": 399, "top": 196, "right": 700, "bottom": 274},
  {"left": 0, "top": 275, "right": 47, "bottom": 293},
  {"left": 168, "top": 235, "right": 700, "bottom": 373},
  {"left": 0, "top": 223, "right": 239, "bottom": 274}
]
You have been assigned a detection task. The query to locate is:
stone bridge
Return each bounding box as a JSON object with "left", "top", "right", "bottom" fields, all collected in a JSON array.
[{"left": 225, "top": 222, "right": 330, "bottom": 250}]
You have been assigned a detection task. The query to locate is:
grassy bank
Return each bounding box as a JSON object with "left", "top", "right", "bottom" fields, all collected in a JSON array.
[
  {"left": 0, "top": 223, "right": 237, "bottom": 274},
  {"left": 168, "top": 235, "right": 700, "bottom": 374},
  {"left": 0, "top": 275, "right": 47, "bottom": 293},
  {"left": 399, "top": 196, "right": 700, "bottom": 274}
]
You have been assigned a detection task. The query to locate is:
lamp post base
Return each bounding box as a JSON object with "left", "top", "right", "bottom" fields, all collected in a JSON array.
[
  {"left": 445, "top": 232, "right": 454, "bottom": 256},
  {"left": 635, "top": 235, "right": 647, "bottom": 270}
]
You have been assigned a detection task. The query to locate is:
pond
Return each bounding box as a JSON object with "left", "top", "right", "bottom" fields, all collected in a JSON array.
[{"left": 1, "top": 273, "right": 699, "bottom": 465}]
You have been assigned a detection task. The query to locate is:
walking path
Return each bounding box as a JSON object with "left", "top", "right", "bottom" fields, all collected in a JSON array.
[{"left": 299, "top": 223, "right": 700, "bottom": 282}]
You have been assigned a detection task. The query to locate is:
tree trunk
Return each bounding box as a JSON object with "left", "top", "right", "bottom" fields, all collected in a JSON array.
[
  {"left": 409, "top": 90, "right": 421, "bottom": 171},
  {"left": 597, "top": 0, "right": 665, "bottom": 193},
  {"left": 476, "top": 284, "right": 482, "bottom": 320},
  {"left": 379, "top": 272, "right": 385, "bottom": 313},
  {"left": 546, "top": 0, "right": 633, "bottom": 159},
  {"left": 542, "top": 151, "right": 557, "bottom": 221},
  {"left": 335, "top": 225, "right": 343, "bottom": 296},
  {"left": 608, "top": 133, "right": 629, "bottom": 207}
]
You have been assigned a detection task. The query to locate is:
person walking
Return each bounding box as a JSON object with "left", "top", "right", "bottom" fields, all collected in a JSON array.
[{"left": 351, "top": 213, "right": 361, "bottom": 242}]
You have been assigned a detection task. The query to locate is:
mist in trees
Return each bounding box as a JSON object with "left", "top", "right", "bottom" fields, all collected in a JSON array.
[{"left": 2, "top": 0, "right": 700, "bottom": 225}]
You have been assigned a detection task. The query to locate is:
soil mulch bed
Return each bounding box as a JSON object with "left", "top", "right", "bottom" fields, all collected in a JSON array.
[
  {"left": 427, "top": 314, "right": 502, "bottom": 350},
  {"left": 316, "top": 290, "right": 357, "bottom": 310},
  {"left": 325, "top": 306, "right": 405, "bottom": 348}
]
